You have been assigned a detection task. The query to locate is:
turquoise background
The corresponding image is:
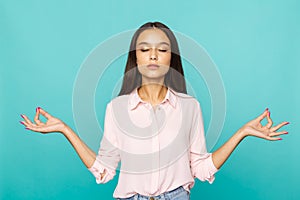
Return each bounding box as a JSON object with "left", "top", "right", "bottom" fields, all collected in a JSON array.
[{"left": 1, "top": 0, "right": 299, "bottom": 199}]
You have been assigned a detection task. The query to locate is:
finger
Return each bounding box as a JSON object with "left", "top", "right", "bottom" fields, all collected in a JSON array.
[
  {"left": 23, "top": 121, "right": 39, "bottom": 129},
  {"left": 270, "top": 121, "right": 290, "bottom": 132},
  {"left": 38, "top": 107, "right": 53, "bottom": 119},
  {"left": 34, "top": 107, "right": 44, "bottom": 125},
  {"left": 20, "top": 114, "right": 35, "bottom": 126},
  {"left": 256, "top": 108, "right": 269, "bottom": 122},
  {"left": 19, "top": 120, "right": 26, "bottom": 127},
  {"left": 19, "top": 120, "right": 33, "bottom": 128},
  {"left": 24, "top": 125, "right": 45, "bottom": 133},
  {"left": 269, "top": 131, "right": 288, "bottom": 137},
  {"left": 265, "top": 110, "right": 273, "bottom": 129},
  {"left": 265, "top": 136, "right": 282, "bottom": 141},
  {"left": 20, "top": 114, "right": 41, "bottom": 130}
]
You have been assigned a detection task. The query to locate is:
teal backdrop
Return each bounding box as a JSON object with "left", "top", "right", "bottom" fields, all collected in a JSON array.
[{"left": 1, "top": 0, "right": 299, "bottom": 199}]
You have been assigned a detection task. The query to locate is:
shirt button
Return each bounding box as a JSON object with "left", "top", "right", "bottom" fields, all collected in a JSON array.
[{"left": 149, "top": 197, "right": 155, "bottom": 200}]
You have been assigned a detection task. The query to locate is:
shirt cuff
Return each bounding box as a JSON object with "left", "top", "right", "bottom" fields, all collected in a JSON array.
[
  {"left": 206, "top": 153, "right": 219, "bottom": 184},
  {"left": 88, "top": 158, "right": 110, "bottom": 184}
]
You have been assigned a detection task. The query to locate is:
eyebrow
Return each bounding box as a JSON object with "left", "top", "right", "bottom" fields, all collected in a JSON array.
[{"left": 137, "top": 42, "right": 170, "bottom": 46}]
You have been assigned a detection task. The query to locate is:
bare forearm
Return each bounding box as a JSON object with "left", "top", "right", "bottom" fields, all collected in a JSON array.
[
  {"left": 212, "top": 130, "right": 246, "bottom": 169},
  {"left": 20, "top": 108, "right": 100, "bottom": 173},
  {"left": 211, "top": 108, "right": 289, "bottom": 170},
  {"left": 62, "top": 125, "right": 96, "bottom": 168}
]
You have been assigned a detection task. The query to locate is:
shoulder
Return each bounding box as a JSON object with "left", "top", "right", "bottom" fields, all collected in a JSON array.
[
  {"left": 105, "top": 94, "right": 131, "bottom": 111},
  {"left": 110, "top": 94, "right": 130, "bottom": 104},
  {"left": 171, "top": 89, "right": 200, "bottom": 108}
]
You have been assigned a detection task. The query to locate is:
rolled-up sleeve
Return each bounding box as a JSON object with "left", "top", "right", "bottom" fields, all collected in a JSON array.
[
  {"left": 189, "top": 101, "right": 219, "bottom": 184},
  {"left": 88, "top": 102, "right": 120, "bottom": 184}
]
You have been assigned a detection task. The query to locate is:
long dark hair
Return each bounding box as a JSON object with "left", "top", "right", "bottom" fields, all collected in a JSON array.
[{"left": 118, "top": 21, "right": 187, "bottom": 96}]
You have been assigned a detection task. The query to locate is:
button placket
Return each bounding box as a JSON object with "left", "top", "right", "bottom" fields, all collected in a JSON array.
[
  {"left": 157, "top": 105, "right": 161, "bottom": 111},
  {"left": 150, "top": 105, "right": 161, "bottom": 194}
]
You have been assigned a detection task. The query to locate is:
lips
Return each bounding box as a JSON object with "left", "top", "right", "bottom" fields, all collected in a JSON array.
[{"left": 147, "top": 64, "right": 159, "bottom": 69}]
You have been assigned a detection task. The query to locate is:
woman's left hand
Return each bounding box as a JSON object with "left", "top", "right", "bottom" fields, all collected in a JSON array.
[{"left": 239, "top": 108, "right": 289, "bottom": 140}]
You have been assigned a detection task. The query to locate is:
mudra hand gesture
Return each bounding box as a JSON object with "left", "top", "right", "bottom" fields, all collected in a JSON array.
[
  {"left": 20, "top": 107, "right": 288, "bottom": 141},
  {"left": 239, "top": 108, "right": 289, "bottom": 140},
  {"left": 20, "top": 107, "right": 66, "bottom": 134}
]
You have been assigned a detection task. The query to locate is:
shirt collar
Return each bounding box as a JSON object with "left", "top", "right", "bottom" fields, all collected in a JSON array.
[{"left": 128, "top": 87, "right": 177, "bottom": 110}]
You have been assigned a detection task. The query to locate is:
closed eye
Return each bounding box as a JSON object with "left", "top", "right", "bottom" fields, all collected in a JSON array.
[
  {"left": 139, "top": 48, "right": 169, "bottom": 52},
  {"left": 158, "top": 49, "right": 168, "bottom": 52}
]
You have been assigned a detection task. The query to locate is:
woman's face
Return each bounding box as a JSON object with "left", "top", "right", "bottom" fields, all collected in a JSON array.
[{"left": 136, "top": 28, "right": 171, "bottom": 82}]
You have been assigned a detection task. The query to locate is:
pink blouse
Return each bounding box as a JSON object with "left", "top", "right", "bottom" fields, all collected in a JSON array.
[{"left": 88, "top": 87, "right": 218, "bottom": 198}]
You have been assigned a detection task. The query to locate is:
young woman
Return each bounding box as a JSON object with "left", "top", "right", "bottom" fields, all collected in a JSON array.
[{"left": 20, "top": 22, "right": 289, "bottom": 200}]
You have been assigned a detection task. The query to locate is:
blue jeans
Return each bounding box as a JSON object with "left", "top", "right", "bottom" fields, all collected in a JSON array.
[{"left": 116, "top": 186, "right": 190, "bottom": 200}]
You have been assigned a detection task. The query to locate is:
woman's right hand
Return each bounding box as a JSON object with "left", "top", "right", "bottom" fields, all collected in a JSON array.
[{"left": 20, "top": 107, "right": 66, "bottom": 134}]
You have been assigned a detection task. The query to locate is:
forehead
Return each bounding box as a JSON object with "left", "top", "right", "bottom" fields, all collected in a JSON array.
[{"left": 136, "top": 28, "right": 170, "bottom": 45}]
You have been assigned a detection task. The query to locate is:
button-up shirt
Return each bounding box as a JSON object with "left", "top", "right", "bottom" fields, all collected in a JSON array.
[{"left": 88, "top": 87, "right": 218, "bottom": 198}]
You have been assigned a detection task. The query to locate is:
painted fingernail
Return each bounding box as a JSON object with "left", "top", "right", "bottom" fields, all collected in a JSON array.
[
  {"left": 265, "top": 108, "right": 269, "bottom": 111},
  {"left": 36, "top": 107, "right": 41, "bottom": 112},
  {"left": 284, "top": 132, "right": 288, "bottom": 134},
  {"left": 278, "top": 138, "right": 282, "bottom": 140},
  {"left": 25, "top": 127, "right": 30, "bottom": 130},
  {"left": 20, "top": 114, "right": 24, "bottom": 118},
  {"left": 19, "top": 121, "right": 24, "bottom": 125},
  {"left": 268, "top": 111, "right": 270, "bottom": 117},
  {"left": 286, "top": 122, "right": 290, "bottom": 125}
]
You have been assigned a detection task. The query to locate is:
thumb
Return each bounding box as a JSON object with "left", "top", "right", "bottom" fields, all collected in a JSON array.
[
  {"left": 256, "top": 108, "right": 269, "bottom": 122},
  {"left": 38, "top": 107, "right": 53, "bottom": 119}
]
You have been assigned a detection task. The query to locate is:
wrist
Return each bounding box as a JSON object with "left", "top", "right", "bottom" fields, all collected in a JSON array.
[
  {"left": 236, "top": 128, "right": 248, "bottom": 139},
  {"left": 60, "top": 123, "right": 70, "bottom": 136}
]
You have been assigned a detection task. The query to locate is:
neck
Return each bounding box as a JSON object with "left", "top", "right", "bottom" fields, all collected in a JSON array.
[{"left": 138, "top": 83, "right": 167, "bottom": 106}]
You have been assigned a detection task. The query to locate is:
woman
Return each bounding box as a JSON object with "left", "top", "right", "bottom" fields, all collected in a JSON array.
[{"left": 19, "top": 22, "right": 289, "bottom": 200}]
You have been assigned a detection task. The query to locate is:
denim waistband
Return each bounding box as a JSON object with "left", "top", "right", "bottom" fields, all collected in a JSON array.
[{"left": 118, "top": 186, "right": 188, "bottom": 200}]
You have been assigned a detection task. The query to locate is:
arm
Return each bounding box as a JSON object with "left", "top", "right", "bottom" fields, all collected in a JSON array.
[
  {"left": 20, "top": 107, "right": 106, "bottom": 178},
  {"left": 212, "top": 108, "right": 289, "bottom": 169},
  {"left": 61, "top": 125, "right": 96, "bottom": 168}
]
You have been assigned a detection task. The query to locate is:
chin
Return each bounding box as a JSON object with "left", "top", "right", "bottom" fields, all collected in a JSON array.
[{"left": 139, "top": 67, "right": 169, "bottom": 78}]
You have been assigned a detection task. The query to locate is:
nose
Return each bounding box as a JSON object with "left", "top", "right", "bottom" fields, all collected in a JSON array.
[{"left": 150, "top": 49, "right": 158, "bottom": 60}]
